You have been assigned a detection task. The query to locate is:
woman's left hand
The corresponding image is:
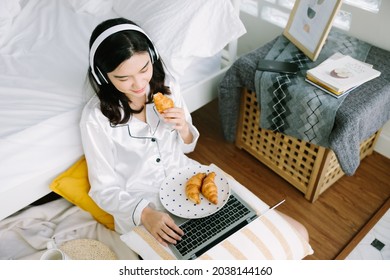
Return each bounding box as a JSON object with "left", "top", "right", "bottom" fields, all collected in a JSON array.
[{"left": 162, "top": 108, "right": 193, "bottom": 144}]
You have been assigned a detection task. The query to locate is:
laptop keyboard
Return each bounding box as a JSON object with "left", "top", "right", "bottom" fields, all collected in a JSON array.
[{"left": 173, "top": 195, "right": 252, "bottom": 256}]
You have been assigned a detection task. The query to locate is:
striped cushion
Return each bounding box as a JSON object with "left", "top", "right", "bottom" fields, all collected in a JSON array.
[{"left": 121, "top": 209, "right": 313, "bottom": 260}]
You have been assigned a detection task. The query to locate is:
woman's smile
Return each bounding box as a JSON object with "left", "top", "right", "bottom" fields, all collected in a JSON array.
[{"left": 131, "top": 86, "right": 147, "bottom": 95}]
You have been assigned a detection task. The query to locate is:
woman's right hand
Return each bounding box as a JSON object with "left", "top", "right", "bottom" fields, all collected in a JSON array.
[{"left": 141, "top": 207, "right": 184, "bottom": 247}]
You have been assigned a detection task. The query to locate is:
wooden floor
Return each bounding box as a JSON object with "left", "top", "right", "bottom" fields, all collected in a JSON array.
[{"left": 189, "top": 99, "right": 390, "bottom": 260}]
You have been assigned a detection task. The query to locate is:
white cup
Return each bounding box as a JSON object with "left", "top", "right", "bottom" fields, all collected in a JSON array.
[{"left": 40, "top": 248, "right": 70, "bottom": 260}]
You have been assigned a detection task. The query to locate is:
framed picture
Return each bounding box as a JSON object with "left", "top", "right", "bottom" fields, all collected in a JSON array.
[{"left": 283, "top": 0, "right": 343, "bottom": 61}]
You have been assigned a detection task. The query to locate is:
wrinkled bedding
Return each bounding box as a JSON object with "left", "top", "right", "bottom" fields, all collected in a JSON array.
[{"left": 0, "top": 198, "right": 138, "bottom": 260}]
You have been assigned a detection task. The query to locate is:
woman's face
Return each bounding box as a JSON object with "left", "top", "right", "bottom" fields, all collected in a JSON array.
[{"left": 107, "top": 52, "right": 153, "bottom": 100}]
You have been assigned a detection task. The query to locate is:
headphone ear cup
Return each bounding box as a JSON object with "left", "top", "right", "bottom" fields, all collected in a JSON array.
[
  {"left": 148, "top": 47, "right": 158, "bottom": 64},
  {"left": 95, "top": 66, "right": 108, "bottom": 85},
  {"left": 96, "top": 72, "right": 103, "bottom": 84}
]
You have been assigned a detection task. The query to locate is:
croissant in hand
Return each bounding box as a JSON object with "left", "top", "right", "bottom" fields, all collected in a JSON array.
[
  {"left": 185, "top": 173, "right": 206, "bottom": 204},
  {"left": 201, "top": 172, "right": 218, "bottom": 204},
  {"left": 153, "top": 92, "right": 174, "bottom": 113}
]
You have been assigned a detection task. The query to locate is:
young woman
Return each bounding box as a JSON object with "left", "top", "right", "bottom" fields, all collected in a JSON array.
[{"left": 80, "top": 18, "right": 200, "bottom": 247}]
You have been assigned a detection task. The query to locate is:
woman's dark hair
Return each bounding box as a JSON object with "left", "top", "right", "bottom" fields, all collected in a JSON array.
[{"left": 88, "top": 18, "right": 171, "bottom": 125}]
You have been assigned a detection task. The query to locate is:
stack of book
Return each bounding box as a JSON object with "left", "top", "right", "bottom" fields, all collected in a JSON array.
[{"left": 305, "top": 53, "right": 381, "bottom": 98}]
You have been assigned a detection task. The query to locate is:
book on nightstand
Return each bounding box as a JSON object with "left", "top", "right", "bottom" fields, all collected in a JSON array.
[{"left": 305, "top": 53, "right": 381, "bottom": 98}]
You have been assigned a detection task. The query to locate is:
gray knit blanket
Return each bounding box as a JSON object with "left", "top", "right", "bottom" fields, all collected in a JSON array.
[
  {"left": 218, "top": 30, "right": 390, "bottom": 176},
  {"left": 256, "top": 32, "right": 371, "bottom": 147}
]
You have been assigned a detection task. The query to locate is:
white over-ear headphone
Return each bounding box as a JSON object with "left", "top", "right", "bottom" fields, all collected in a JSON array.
[{"left": 89, "top": 23, "right": 159, "bottom": 85}]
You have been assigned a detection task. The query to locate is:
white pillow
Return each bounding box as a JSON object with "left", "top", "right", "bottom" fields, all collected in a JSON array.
[
  {"left": 0, "top": 0, "right": 21, "bottom": 46},
  {"left": 67, "top": 0, "right": 113, "bottom": 16},
  {"left": 113, "top": 0, "right": 246, "bottom": 79}
]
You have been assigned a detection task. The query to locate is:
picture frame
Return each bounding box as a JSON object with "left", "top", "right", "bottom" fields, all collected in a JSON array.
[{"left": 283, "top": 0, "right": 343, "bottom": 61}]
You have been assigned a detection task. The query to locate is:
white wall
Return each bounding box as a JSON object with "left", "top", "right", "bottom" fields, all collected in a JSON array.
[{"left": 236, "top": 0, "right": 390, "bottom": 158}]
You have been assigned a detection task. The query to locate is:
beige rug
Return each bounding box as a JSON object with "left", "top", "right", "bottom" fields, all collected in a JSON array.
[{"left": 335, "top": 197, "right": 390, "bottom": 260}]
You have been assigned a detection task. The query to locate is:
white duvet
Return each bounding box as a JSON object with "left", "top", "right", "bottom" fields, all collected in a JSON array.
[
  {"left": 0, "top": 198, "right": 138, "bottom": 260},
  {"left": 0, "top": 0, "right": 117, "bottom": 220}
]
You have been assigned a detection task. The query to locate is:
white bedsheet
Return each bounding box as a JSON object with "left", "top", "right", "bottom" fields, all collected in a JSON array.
[
  {"left": 0, "top": 0, "right": 117, "bottom": 221},
  {"left": 0, "top": 0, "right": 113, "bottom": 137},
  {"left": 0, "top": 198, "right": 138, "bottom": 260}
]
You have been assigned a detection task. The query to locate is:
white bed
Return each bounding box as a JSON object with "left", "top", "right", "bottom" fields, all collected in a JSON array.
[{"left": 0, "top": 0, "right": 245, "bottom": 221}]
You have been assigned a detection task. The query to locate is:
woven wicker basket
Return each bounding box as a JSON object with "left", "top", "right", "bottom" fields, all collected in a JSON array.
[{"left": 235, "top": 88, "right": 380, "bottom": 202}]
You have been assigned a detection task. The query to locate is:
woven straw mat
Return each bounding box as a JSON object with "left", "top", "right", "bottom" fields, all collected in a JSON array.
[{"left": 59, "top": 239, "right": 117, "bottom": 260}]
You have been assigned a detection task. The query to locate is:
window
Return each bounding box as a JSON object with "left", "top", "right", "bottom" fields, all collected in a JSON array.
[
  {"left": 344, "top": 0, "right": 381, "bottom": 13},
  {"left": 242, "top": 0, "right": 382, "bottom": 31}
]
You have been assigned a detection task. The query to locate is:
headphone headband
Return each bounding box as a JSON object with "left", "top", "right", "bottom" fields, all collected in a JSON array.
[{"left": 89, "top": 23, "right": 159, "bottom": 85}]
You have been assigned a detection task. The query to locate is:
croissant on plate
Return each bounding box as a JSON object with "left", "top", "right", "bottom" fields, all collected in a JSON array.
[
  {"left": 153, "top": 92, "right": 174, "bottom": 114},
  {"left": 201, "top": 172, "right": 218, "bottom": 204},
  {"left": 185, "top": 172, "right": 206, "bottom": 204}
]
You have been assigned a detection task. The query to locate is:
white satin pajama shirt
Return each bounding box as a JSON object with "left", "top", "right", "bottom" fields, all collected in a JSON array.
[{"left": 80, "top": 81, "right": 200, "bottom": 234}]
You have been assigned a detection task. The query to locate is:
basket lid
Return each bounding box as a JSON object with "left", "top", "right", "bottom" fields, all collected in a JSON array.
[{"left": 59, "top": 239, "right": 117, "bottom": 260}]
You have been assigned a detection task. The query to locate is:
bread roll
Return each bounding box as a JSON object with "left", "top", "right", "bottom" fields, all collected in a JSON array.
[
  {"left": 153, "top": 92, "right": 174, "bottom": 113},
  {"left": 201, "top": 172, "right": 218, "bottom": 204},
  {"left": 185, "top": 173, "right": 206, "bottom": 204}
]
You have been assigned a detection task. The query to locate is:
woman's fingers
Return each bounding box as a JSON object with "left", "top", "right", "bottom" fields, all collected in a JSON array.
[
  {"left": 162, "top": 108, "right": 185, "bottom": 127},
  {"left": 142, "top": 207, "right": 185, "bottom": 247},
  {"left": 158, "top": 216, "right": 184, "bottom": 245}
]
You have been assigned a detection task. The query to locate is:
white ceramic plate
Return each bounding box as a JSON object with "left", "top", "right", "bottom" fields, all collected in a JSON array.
[{"left": 159, "top": 165, "right": 231, "bottom": 219}]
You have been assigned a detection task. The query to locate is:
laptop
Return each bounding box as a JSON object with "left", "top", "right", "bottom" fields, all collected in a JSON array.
[{"left": 168, "top": 192, "right": 258, "bottom": 260}]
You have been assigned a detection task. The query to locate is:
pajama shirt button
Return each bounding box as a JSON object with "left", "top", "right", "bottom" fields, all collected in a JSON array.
[
  {"left": 151, "top": 138, "right": 156, "bottom": 142},
  {"left": 156, "top": 158, "right": 161, "bottom": 163}
]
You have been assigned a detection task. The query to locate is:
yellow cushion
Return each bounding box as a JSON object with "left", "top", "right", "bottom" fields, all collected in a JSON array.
[{"left": 49, "top": 156, "right": 115, "bottom": 230}]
